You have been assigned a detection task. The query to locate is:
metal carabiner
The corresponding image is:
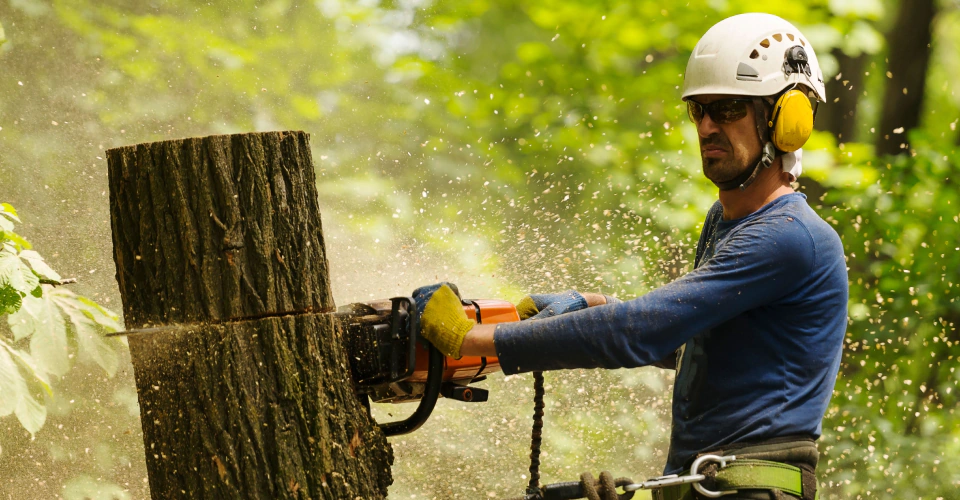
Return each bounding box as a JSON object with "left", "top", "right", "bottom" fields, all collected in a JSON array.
[
  {"left": 623, "top": 473, "right": 706, "bottom": 492},
  {"left": 690, "top": 454, "right": 738, "bottom": 498}
]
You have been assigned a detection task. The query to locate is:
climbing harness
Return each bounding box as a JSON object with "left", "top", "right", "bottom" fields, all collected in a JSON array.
[{"left": 506, "top": 373, "right": 813, "bottom": 500}]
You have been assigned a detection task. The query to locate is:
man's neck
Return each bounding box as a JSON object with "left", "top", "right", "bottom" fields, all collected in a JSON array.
[{"left": 717, "top": 164, "right": 794, "bottom": 220}]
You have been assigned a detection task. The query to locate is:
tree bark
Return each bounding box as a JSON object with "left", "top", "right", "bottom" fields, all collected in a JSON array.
[
  {"left": 107, "top": 131, "right": 392, "bottom": 499},
  {"left": 876, "top": 0, "right": 937, "bottom": 156}
]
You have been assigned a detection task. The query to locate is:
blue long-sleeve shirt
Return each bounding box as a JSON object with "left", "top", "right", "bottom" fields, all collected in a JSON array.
[{"left": 493, "top": 193, "right": 847, "bottom": 474}]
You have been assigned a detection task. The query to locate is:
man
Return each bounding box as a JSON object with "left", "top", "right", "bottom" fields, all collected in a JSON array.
[{"left": 415, "top": 13, "right": 846, "bottom": 500}]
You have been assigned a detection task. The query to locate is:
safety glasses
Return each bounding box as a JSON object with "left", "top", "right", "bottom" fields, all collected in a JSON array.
[{"left": 686, "top": 98, "right": 754, "bottom": 125}]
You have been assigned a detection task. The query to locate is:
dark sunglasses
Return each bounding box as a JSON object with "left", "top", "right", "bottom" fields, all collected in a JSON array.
[{"left": 686, "top": 98, "right": 753, "bottom": 125}]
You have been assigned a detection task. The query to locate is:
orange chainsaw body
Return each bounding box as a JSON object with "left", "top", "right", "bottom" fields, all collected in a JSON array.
[
  {"left": 337, "top": 295, "right": 519, "bottom": 435},
  {"left": 407, "top": 299, "right": 517, "bottom": 382}
]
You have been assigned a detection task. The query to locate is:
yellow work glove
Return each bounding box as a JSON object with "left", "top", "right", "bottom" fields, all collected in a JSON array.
[
  {"left": 412, "top": 282, "right": 475, "bottom": 359},
  {"left": 515, "top": 296, "right": 541, "bottom": 320}
]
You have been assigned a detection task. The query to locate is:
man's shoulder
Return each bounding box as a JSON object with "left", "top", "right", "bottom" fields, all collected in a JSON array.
[
  {"left": 772, "top": 195, "right": 842, "bottom": 247},
  {"left": 702, "top": 200, "right": 724, "bottom": 228},
  {"left": 738, "top": 194, "right": 844, "bottom": 263}
]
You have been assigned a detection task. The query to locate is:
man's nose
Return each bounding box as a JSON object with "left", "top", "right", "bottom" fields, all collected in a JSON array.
[{"left": 697, "top": 113, "right": 721, "bottom": 138}]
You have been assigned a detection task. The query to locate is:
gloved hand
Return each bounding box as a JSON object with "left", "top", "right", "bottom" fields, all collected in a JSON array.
[
  {"left": 515, "top": 290, "right": 589, "bottom": 320},
  {"left": 516, "top": 291, "right": 622, "bottom": 320},
  {"left": 412, "top": 282, "right": 475, "bottom": 359}
]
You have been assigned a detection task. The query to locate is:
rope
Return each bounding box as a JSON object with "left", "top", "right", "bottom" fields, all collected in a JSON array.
[
  {"left": 503, "top": 372, "right": 636, "bottom": 500},
  {"left": 526, "top": 371, "right": 546, "bottom": 495},
  {"left": 579, "top": 472, "right": 636, "bottom": 500}
]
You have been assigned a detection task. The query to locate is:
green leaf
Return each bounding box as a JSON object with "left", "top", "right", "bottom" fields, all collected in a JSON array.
[
  {"left": 75, "top": 295, "right": 123, "bottom": 332},
  {"left": 0, "top": 342, "right": 49, "bottom": 435},
  {"left": 4, "top": 345, "right": 53, "bottom": 397},
  {"left": 19, "top": 249, "right": 62, "bottom": 282},
  {"left": 52, "top": 290, "right": 122, "bottom": 377},
  {"left": 10, "top": 293, "right": 70, "bottom": 377},
  {"left": 63, "top": 475, "right": 131, "bottom": 500},
  {"left": 0, "top": 343, "right": 22, "bottom": 417},
  {"left": 0, "top": 203, "right": 20, "bottom": 223},
  {"left": 0, "top": 216, "right": 12, "bottom": 233},
  {"left": 0, "top": 286, "right": 22, "bottom": 315},
  {"left": 0, "top": 252, "right": 40, "bottom": 295},
  {"left": 0, "top": 231, "right": 31, "bottom": 250},
  {"left": 14, "top": 390, "right": 46, "bottom": 436}
]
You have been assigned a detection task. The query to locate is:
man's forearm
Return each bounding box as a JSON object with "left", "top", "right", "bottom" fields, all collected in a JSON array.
[
  {"left": 461, "top": 324, "right": 497, "bottom": 357},
  {"left": 459, "top": 293, "right": 609, "bottom": 358}
]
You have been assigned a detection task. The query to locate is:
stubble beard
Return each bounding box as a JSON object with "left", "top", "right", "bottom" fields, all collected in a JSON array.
[
  {"left": 701, "top": 135, "right": 750, "bottom": 184},
  {"left": 702, "top": 156, "right": 748, "bottom": 184}
]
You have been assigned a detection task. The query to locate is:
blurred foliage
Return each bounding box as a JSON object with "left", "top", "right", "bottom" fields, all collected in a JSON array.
[
  {"left": 1, "top": 0, "right": 959, "bottom": 498},
  {"left": 0, "top": 202, "right": 125, "bottom": 451}
]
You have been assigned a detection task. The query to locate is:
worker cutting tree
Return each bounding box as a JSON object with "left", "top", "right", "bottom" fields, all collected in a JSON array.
[{"left": 413, "top": 13, "right": 847, "bottom": 500}]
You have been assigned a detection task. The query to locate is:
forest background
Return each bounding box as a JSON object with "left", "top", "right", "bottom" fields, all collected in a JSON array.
[{"left": 1, "top": 0, "right": 959, "bottom": 498}]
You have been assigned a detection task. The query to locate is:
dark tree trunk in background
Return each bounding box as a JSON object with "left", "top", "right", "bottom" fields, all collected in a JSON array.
[
  {"left": 819, "top": 49, "right": 866, "bottom": 143},
  {"left": 876, "top": 0, "right": 937, "bottom": 156},
  {"left": 107, "top": 131, "right": 392, "bottom": 499}
]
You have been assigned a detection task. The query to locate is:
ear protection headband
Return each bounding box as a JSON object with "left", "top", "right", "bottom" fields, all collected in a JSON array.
[{"left": 768, "top": 89, "right": 815, "bottom": 153}]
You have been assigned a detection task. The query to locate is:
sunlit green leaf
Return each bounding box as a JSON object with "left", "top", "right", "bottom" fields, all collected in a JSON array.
[
  {"left": 14, "top": 389, "right": 46, "bottom": 436},
  {"left": 52, "top": 291, "right": 122, "bottom": 377},
  {"left": 0, "top": 231, "right": 31, "bottom": 250},
  {"left": 63, "top": 475, "right": 131, "bottom": 500},
  {"left": 10, "top": 293, "right": 70, "bottom": 377},
  {"left": 0, "top": 343, "right": 22, "bottom": 417},
  {"left": 0, "top": 203, "right": 19, "bottom": 222},
  {"left": 75, "top": 295, "right": 123, "bottom": 332},
  {"left": 4, "top": 345, "right": 53, "bottom": 397},
  {"left": 19, "top": 250, "right": 62, "bottom": 282},
  {"left": 0, "top": 252, "right": 40, "bottom": 295}
]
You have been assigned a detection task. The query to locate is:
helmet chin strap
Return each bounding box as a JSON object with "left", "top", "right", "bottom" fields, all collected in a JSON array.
[
  {"left": 713, "top": 97, "right": 776, "bottom": 192},
  {"left": 713, "top": 142, "right": 775, "bottom": 191}
]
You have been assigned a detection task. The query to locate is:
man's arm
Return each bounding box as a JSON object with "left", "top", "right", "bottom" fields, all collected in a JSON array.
[
  {"left": 489, "top": 219, "right": 817, "bottom": 374},
  {"left": 460, "top": 293, "right": 607, "bottom": 356},
  {"left": 460, "top": 292, "right": 608, "bottom": 357}
]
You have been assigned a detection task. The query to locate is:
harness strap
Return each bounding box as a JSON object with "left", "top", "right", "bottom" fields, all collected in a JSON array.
[{"left": 652, "top": 459, "right": 804, "bottom": 500}]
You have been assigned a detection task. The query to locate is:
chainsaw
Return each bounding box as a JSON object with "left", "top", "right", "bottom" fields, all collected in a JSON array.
[{"left": 335, "top": 295, "right": 519, "bottom": 436}]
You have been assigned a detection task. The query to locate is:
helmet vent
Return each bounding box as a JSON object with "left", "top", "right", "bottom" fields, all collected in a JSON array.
[
  {"left": 760, "top": 38, "right": 770, "bottom": 48},
  {"left": 772, "top": 33, "right": 783, "bottom": 42},
  {"left": 750, "top": 49, "right": 760, "bottom": 59},
  {"left": 736, "top": 62, "right": 761, "bottom": 81},
  {"left": 800, "top": 38, "right": 806, "bottom": 47},
  {"left": 787, "top": 33, "right": 795, "bottom": 41}
]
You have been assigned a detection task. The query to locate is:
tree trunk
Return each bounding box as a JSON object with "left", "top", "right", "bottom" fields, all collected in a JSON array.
[
  {"left": 876, "top": 0, "right": 937, "bottom": 156},
  {"left": 107, "top": 131, "right": 392, "bottom": 499},
  {"left": 819, "top": 49, "right": 866, "bottom": 144}
]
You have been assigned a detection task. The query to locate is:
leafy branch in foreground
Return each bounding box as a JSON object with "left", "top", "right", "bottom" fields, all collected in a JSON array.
[{"left": 0, "top": 202, "right": 126, "bottom": 437}]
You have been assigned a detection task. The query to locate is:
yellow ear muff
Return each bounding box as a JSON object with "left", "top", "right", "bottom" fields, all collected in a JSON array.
[{"left": 768, "top": 90, "right": 814, "bottom": 152}]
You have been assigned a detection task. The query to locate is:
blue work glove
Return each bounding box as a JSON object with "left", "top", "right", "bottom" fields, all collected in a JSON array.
[
  {"left": 516, "top": 291, "right": 622, "bottom": 321},
  {"left": 515, "top": 290, "right": 589, "bottom": 321},
  {"left": 412, "top": 282, "right": 474, "bottom": 358}
]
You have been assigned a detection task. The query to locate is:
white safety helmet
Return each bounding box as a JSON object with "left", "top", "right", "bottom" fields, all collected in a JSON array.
[{"left": 682, "top": 13, "right": 826, "bottom": 103}]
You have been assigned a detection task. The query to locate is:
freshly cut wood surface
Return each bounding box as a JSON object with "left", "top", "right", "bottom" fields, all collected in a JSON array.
[{"left": 128, "top": 314, "right": 392, "bottom": 499}]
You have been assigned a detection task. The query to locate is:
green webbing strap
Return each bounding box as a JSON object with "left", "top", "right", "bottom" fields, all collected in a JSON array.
[{"left": 653, "top": 459, "right": 804, "bottom": 500}]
